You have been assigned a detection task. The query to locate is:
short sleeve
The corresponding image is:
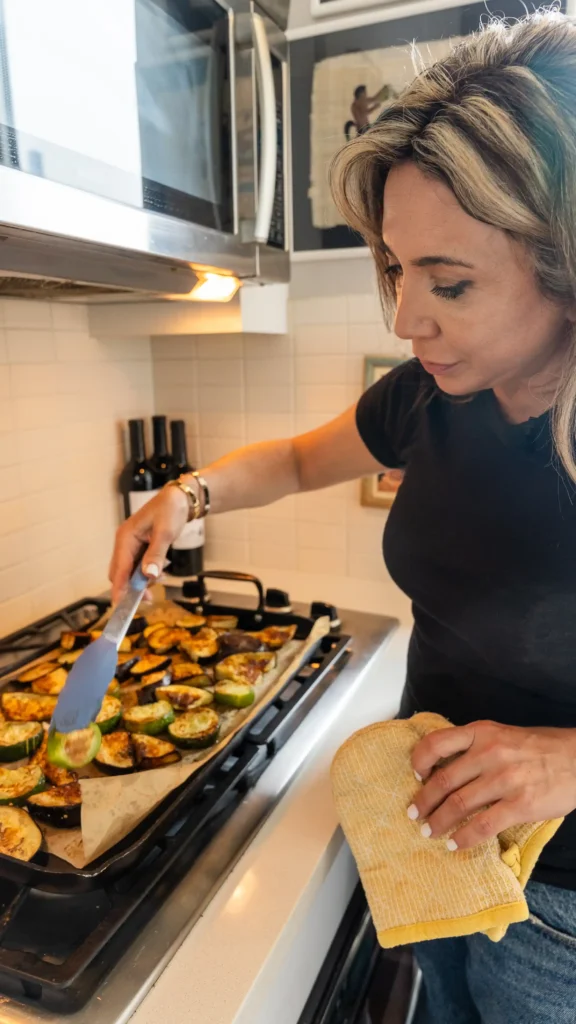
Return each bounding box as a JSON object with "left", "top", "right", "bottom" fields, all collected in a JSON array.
[{"left": 355, "top": 358, "right": 432, "bottom": 468}]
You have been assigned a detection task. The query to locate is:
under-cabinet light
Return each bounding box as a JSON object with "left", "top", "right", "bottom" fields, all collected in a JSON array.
[{"left": 188, "top": 272, "right": 241, "bottom": 302}]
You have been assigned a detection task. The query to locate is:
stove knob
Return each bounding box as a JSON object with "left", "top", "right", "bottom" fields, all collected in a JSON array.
[
  {"left": 310, "top": 601, "right": 341, "bottom": 630},
  {"left": 264, "top": 588, "right": 292, "bottom": 613}
]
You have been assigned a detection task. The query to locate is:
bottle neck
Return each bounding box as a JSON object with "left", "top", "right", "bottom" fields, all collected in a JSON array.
[
  {"left": 152, "top": 416, "right": 168, "bottom": 457},
  {"left": 170, "top": 420, "right": 191, "bottom": 472},
  {"left": 128, "top": 419, "right": 145, "bottom": 463}
]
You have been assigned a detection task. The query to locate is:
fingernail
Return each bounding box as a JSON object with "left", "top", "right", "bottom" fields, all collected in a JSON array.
[
  {"left": 407, "top": 804, "right": 419, "bottom": 820},
  {"left": 144, "top": 563, "right": 159, "bottom": 578},
  {"left": 420, "top": 823, "right": 432, "bottom": 839},
  {"left": 446, "top": 839, "right": 458, "bottom": 852},
  {"left": 414, "top": 770, "right": 423, "bottom": 782}
]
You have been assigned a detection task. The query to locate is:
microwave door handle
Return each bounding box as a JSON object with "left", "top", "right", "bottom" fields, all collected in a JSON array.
[{"left": 252, "top": 12, "right": 277, "bottom": 243}]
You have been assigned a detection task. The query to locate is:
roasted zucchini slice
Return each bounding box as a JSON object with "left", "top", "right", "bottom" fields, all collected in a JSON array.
[
  {"left": 2, "top": 693, "right": 57, "bottom": 722},
  {"left": 123, "top": 700, "right": 175, "bottom": 735},
  {"left": 131, "top": 734, "right": 181, "bottom": 770},
  {"left": 30, "top": 735, "right": 77, "bottom": 787},
  {"left": 131, "top": 655, "right": 171, "bottom": 677},
  {"left": 171, "top": 662, "right": 212, "bottom": 685},
  {"left": 175, "top": 613, "right": 206, "bottom": 632},
  {"left": 218, "top": 631, "right": 263, "bottom": 657},
  {"left": 18, "top": 661, "right": 58, "bottom": 683},
  {"left": 213, "top": 681, "right": 255, "bottom": 709},
  {"left": 60, "top": 631, "right": 91, "bottom": 651},
  {"left": 0, "top": 806, "right": 42, "bottom": 860},
  {"left": 206, "top": 615, "right": 238, "bottom": 631},
  {"left": 115, "top": 655, "right": 139, "bottom": 683},
  {"left": 47, "top": 723, "right": 101, "bottom": 769},
  {"left": 168, "top": 708, "right": 220, "bottom": 749},
  {"left": 252, "top": 625, "right": 298, "bottom": 649},
  {"left": 28, "top": 782, "right": 82, "bottom": 829},
  {"left": 95, "top": 696, "right": 122, "bottom": 734},
  {"left": 57, "top": 649, "right": 83, "bottom": 667},
  {"left": 143, "top": 622, "right": 167, "bottom": 640},
  {"left": 31, "top": 667, "right": 68, "bottom": 696},
  {"left": 179, "top": 628, "right": 219, "bottom": 661},
  {"left": 0, "top": 765, "right": 45, "bottom": 805},
  {"left": 157, "top": 685, "right": 213, "bottom": 711},
  {"left": 148, "top": 627, "right": 189, "bottom": 654},
  {"left": 0, "top": 722, "right": 43, "bottom": 762},
  {"left": 95, "top": 731, "right": 135, "bottom": 774},
  {"left": 214, "top": 652, "right": 276, "bottom": 686}
]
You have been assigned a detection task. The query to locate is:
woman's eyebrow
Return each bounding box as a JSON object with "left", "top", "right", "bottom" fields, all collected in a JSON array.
[{"left": 412, "top": 255, "right": 475, "bottom": 270}]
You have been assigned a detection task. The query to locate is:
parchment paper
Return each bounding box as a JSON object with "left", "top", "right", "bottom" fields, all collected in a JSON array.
[{"left": 15, "top": 613, "right": 330, "bottom": 867}]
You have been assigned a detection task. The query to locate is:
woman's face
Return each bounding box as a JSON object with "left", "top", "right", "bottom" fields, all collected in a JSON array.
[{"left": 383, "top": 161, "right": 572, "bottom": 400}]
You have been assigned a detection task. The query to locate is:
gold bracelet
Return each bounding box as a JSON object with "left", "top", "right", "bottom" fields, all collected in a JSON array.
[{"left": 166, "top": 478, "right": 201, "bottom": 522}]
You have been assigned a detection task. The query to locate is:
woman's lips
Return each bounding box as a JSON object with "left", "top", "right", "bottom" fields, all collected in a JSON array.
[{"left": 419, "top": 359, "right": 460, "bottom": 376}]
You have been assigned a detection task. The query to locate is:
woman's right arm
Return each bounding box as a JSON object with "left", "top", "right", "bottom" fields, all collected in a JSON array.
[{"left": 109, "top": 404, "right": 383, "bottom": 600}]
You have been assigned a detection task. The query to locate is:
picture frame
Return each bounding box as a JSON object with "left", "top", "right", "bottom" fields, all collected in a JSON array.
[{"left": 360, "top": 356, "right": 404, "bottom": 509}]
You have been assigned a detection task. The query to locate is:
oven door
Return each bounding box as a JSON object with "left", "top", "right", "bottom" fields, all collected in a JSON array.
[
  {"left": 298, "top": 885, "right": 420, "bottom": 1024},
  {"left": 0, "top": 0, "right": 259, "bottom": 283}
]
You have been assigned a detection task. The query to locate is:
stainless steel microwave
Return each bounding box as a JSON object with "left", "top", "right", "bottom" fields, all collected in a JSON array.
[{"left": 0, "top": 0, "right": 289, "bottom": 301}]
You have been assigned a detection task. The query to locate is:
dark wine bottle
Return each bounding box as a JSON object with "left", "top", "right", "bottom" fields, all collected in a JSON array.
[
  {"left": 119, "top": 419, "right": 155, "bottom": 518},
  {"left": 167, "top": 419, "right": 204, "bottom": 577},
  {"left": 148, "top": 415, "right": 176, "bottom": 487}
]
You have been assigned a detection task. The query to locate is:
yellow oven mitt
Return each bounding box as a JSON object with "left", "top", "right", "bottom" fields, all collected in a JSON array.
[{"left": 331, "top": 713, "right": 563, "bottom": 948}]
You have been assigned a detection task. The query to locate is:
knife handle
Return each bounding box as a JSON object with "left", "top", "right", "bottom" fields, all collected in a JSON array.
[{"left": 103, "top": 564, "right": 148, "bottom": 650}]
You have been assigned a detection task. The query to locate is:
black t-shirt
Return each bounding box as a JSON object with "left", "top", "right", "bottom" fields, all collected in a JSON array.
[{"left": 356, "top": 358, "right": 576, "bottom": 889}]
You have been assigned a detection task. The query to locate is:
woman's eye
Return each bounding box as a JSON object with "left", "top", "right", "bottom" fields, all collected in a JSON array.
[{"left": 431, "top": 280, "right": 471, "bottom": 301}]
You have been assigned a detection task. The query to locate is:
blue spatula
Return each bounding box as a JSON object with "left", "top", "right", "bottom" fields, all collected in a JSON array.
[{"left": 50, "top": 564, "right": 148, "bottom": 734}]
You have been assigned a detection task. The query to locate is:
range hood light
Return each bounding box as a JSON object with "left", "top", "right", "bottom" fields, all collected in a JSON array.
[{"left": 188, "top": 273, "right": 241, "bottom": 302}]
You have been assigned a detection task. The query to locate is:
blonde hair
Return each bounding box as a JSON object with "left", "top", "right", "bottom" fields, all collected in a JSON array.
[{"left": 331, "top": 11, "right": 576, "bottom": 480}]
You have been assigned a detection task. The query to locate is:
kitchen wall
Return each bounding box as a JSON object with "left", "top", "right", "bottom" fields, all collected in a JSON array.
[
  {"left": 0, "top": 299, "right": 154, "bottom": 638},
  {"left": 153, "top": 268, "right": 412, "bottom": 622}
]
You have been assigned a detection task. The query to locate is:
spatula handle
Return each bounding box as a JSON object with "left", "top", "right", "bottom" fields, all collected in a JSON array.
[{"left": 103, "top": 564, "right": 148, "bottom": 650}]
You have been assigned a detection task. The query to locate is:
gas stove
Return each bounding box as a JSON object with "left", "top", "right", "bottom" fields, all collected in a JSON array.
[{"left": 0, "top": 576, "right": 397, "bottom": 1024}]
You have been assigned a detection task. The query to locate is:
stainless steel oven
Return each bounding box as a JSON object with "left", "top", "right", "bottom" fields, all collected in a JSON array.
[{"left": 0, "top": 0, "right": 289, "bottom": 297}]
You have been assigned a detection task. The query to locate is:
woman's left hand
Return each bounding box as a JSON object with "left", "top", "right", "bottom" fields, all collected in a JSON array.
[{"left": 410, "top": 720, "right": 576, "bottom": 849}]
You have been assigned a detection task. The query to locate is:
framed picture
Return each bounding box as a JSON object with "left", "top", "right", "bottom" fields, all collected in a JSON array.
[{"left": 361, "top": 356, "right": 404, "bottom": 509}]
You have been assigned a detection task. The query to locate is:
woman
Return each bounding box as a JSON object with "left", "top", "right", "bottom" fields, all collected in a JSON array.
[{"left": 110, "top": 13, "right": 576, "bottom": 1022}]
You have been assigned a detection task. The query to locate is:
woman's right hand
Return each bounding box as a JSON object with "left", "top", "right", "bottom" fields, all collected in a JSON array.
[{"left": 108, "top": 486, "right": 190, "bottom": 602}]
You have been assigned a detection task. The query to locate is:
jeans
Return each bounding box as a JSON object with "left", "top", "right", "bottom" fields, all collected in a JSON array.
[{"left": 413, "top": 881, "right": 576, "bottom": 1024}]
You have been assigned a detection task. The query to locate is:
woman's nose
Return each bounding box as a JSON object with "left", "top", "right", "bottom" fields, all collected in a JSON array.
[{"left": 394, "top": 285, "right": 439, "bottom": 342}]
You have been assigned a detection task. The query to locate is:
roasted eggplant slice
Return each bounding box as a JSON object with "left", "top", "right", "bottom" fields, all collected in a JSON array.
[
  {"left": 215, "top": 652, "right": 276, "bottom": 686},
  {"left": 127, "top": 615, "right": 147, "bottom": 636},
  {"left": 31, "top": 667, "right": 68, "bottom": 696},
  {"left": 168, "top": 708, "right": 220, "bottom": 749},
  {"left": 171, "top": 661, "right": 211, "bottom": 684},
  {"left": 213, "top": 681, "right": 255, "bottom": 708},
  {"left": 123, "top": 700, "right": 175, "bottom": 735},
  {"left": 143, "top": 622, "right": 167, "bottom": 640},
  {"left": 206, "top": 615, "right": 239, "bottom": 631},
  {"left": 175, "top": 613, "right": 206, "bottom": 632},
  {"left": 95, "top": 696, "right": 123, "bottom": 734},
  {"left": 47, "top": 724, "right": 101, "bottom": 769},
  {"left": 2, "top": 693, "right": 57, "bottom": 722},
  {"left": 148, "top": 627, "right": 189, "bottom": 654},
  {"left": 0, "top": 722, "right": 43, "bottom": 762},
  {"left": 157, "top": 685, "right": 213, "bottom": 711},
  {"left": 251, "top": 625, "right": 298, "bottom": 649},
  {"left": 60, "top": 631, "right": 91, "bottom": 651},
  {"left": 0, "top": 806, "right": 42, "bottom": 860},
  {"left": 131, "top": 655, "right": 171, "bottom": 678},
  {"left": 28, "top": 782, "right": 82, "bottom": 829},
  {"left": 115, "top": 655, "right": 139, "bottom": 683},
  {"left": 179, "top": 628, "right": 219, "bottom": 661},
  {"left": 95, "top": 732, "right": 135, "bottom": 774},
  {"left": 218, "top": 631, "right": 263, "bottom": 657},
  {"left": 91, "top": 631, "right": 131, "bottom": 654},
  {"left": 57, "top": 649, "right": 83, "bottom": 667},
  {"left": 30, "top": 735, "right": 77, "bottom": 787},
  {"left": 18, "top": 661, "right": 58, "bottom": 683},
  {"left": 131, "top": 734, "right": 181, "bottom": 770},
  {"left": 0, "top": 765, "right": 45, "bottom": 805}
]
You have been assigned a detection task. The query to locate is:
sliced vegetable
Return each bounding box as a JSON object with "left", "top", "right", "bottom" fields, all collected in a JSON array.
[
  {"left": 0, "top": 806, "right": 42, "bottom": 860},
  {"left": 123, "top": 700, "right": 175, "bottom": 735},
  {"left": 131, "top": 733, "right": 181, "bottom": 770},
  {"left": 175, "top": 613, "right": 206, "bottom": 632},
  {"left": 215, "top": 652, "right": 276, "bottom": 686},
  {"left": 60, "top": 631, "right": 91, "bottom": 651},
  {"left": 57, "top": 649, "right": 83, "bottom": 667},
  {"left": 171, "top": 661, "right": 211, "bottom": 684},
  {"left": 2, "top": 693, "right": 57, "bottom": 722},
  {"left": 127, "top": 615, "right": 147, "bottom": 636},
  {"left": 179, "top": 628, "right": 219, "bottom": 661},
  {"left": 92, "top": 631, "right": 131, "bottom": 653},
  {"left": 115, "top": 655, "right": 139, "bottom": 683},
  {"left": 18, "top": 661, "right": 58, "bottom": 684},
  {"left": 206, "top": 615, "right": 238, "bottom": 631},
  {"left": 0, "top": 722, "right": 43, "bottom": 762},
  {"left": 168, "top": 708, "right": 220, "bottom": 749},
  {"left": 28, "top": 782, "right": 82, "bottom": 829},
  {"left": 95, "top": 695, "right": 122, "bottom": 734},
  {"left": 0, "top": 765, "right": 45, "bottom": 805},
  {"left": 95, "top": 731, "right": 135, "bottom": 774},
  {"left": 131, "top": 655, "right": 171, "bottom": 677},
  {"left": 251, "top": 624, "right": 298, "bottom": 649},
  {"left": 107, "top": 679, "right": 121, "bottom": 697},
  {"left": 218, "top": 631, "right": 263, "bottom": 657},
  {"left": 157, "top": 685, "right": 213, "bottom": 711},
  {"left": 31, "top": 667, "right": 68, "bottom": 696},
  {"left": 47, "top": 723, "right": 101, "bottom": 769},
  {"left": 143, "top": 622, "right": 167, "bottom": 640},
  {"left": 30, "top": 735, "right": 77, "bottom": 787},
  {"left": 148, "top": 627, "right": 190, "bottom": 654},
  {"left": 213, "top": 681, "right": 255, "bottom": 709}
]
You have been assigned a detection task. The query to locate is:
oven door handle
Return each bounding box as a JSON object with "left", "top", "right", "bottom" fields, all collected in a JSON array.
[{"left": 252, "top": 12, "right": 277, "bottom": 243}]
